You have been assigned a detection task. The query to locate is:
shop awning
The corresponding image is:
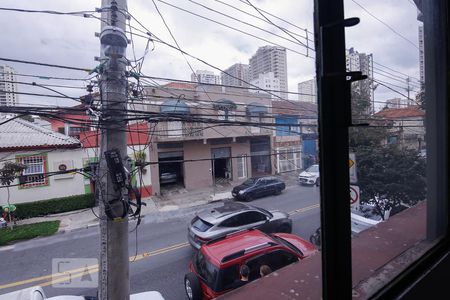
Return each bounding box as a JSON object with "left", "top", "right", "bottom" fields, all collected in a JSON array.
[
  {"left": 213, "top": 98, "right": 237, "bottom": 110},
  {"left": 247, "top": 102, "right": 268, "bottom": 115},
  {"left": 160, "top": 99, "right": 190, "bottom": 114}
]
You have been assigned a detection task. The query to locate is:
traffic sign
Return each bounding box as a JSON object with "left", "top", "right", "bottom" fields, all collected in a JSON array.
[
  {"left": 349, "top": 153, "right": 357, "bottom": 184},
  {"left": 350, "top": 185, "right": 360, "bottom": 207}
]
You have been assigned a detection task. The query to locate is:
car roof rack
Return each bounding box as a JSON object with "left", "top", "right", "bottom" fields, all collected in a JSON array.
[
  {"left": 221, "top": 242, "right": 276, "bottom": 263},
  {"left": 205, "top": 228, "right": 254, "bottom": 245}
]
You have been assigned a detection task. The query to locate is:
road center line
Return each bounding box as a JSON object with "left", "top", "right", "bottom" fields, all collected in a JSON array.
[
  {"left": 0, "top": 242, "right": 189, "bottom": 291},
  {"left": 1, "top": 203, "right": 319, "bottom": 291}
]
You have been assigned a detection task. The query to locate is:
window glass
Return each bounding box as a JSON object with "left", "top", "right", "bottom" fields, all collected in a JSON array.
[{"left": 343, "top": 0, "right": 439, "bottom": 297}]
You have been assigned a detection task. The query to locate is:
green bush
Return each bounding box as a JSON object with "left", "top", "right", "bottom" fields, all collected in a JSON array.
[
  {"left": 0, "top": 221, "right": 60, "bottom": 245},
  {"left": 14, "top": 194, "right": 95, "bottom": 219}
]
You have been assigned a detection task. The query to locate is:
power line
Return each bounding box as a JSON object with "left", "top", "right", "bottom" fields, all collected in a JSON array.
[
  {"left": 0, "top": 7, "right": 96, "bottom": 16},
  {"left": 212, "top": 0, "right": 313, "bottom": 44},
  {"left": 0, "top": 57, "right": 92, "bottom": 72},
  {"left": 154, "top": 0, "right": 310, "bottom": 57},
  {"left": 350, "top": 0, "right": 419, "bottom": 50},
  {"left": 186, "top": 0, "right": 311, "bottom": 51},
  {"left": 244, "top": 0, "right": 310, "bottom": 53},
  {"left": 0, "top": 72, "right": 95, "bottom": 82}
]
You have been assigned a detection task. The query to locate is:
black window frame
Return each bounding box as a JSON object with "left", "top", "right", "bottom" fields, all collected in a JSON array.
[{"left": 315, "top": 0, "right": 450, "bottom": 299}]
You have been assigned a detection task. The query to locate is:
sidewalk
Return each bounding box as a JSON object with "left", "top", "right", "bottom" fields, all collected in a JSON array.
[
  {"left": 13, "top": 172, "right": 300, "bottom": 234},
  {"left": 14, "top": 185, "right": 234, "bottom": 234}
]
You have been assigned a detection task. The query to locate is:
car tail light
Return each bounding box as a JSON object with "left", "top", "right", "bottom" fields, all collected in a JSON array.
[{"left": 195, "top": 235, "right": 209, "bottom": 244}]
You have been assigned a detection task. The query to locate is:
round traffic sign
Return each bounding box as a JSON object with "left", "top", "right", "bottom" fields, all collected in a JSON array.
[{"left": 350, "top": 186, "right": 359, "bottom": 204}]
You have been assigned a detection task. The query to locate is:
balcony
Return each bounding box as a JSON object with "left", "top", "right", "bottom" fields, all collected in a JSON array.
[{"left": 155, "top": 121, "right": 204, "bottom": 141}]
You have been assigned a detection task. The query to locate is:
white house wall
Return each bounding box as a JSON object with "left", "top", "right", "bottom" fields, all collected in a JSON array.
[{"left": 0, "top": 149, "right": 85, "bottom": 205}]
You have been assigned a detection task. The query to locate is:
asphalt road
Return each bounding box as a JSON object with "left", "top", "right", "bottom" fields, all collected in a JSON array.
[{"left": 0, "top": 184, "right": 320, "bottom": 299}]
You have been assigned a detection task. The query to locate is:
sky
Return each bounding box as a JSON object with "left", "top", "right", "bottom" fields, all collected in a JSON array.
[{"left": 0, "top": 0, "right": 422, "bottom": 109}]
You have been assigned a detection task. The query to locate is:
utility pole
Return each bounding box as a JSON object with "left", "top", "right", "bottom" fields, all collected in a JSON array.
[
  {"left": 97, "top": 1, "right": 129, "bottom": 299},
  {"left": 406, "top": 76, "right": 412, "bottom": 105}
]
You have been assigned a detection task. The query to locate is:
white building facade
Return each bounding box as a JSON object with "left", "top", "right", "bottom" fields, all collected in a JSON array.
[
  {"left": 0, "top": 118, "right": 85, "bottom": 204},
  {"left": 191, "top": 70, "right": 221, "bottom": 85},
  {"left": 298, "top": 78, "right": 317, "bottom": 103},
  {"left": 249, "top": 72, "right": 281, "bottom": 98},
  {"left": 249, "top": 46, "right": 288, "bottom": 96},
  {"left": 221, "top": 63, "right": 249, "bottom": 87},
  {"left": 0, "top": 65, "right": 19, "bottom": 108},
  {"left": 346, "top": 47, "right": 374, "bottom": 113}
]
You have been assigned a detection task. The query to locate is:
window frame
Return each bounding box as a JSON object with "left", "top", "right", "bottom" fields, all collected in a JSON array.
[
  {"left": 315, "top": 0, "right": 450, "bottom": 299},
  {"left": 16, "top": 154, "right": 49, "bottom": 188}
]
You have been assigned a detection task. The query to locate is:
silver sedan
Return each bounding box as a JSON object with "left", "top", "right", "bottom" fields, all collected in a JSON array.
[{"left": 187, "top": 201, "right": 292, "bottom": 249}]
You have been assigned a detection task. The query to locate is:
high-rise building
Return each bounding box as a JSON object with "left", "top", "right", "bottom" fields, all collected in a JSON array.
[
  {"left": 346, "top": 47, "right": 374, "bottom": 113},
  {"left": 191, "top": 70, "right": 221, "bottom": 85},
  {"left": 0, "top": 65, "right": 19, "bottom": 108},
  {"left": 249, "top": 46, "right": 288, "bottom": 97},
  {"left": 298, "top": 78, "right": 317, "bottom": 103},
  {"left": 385, "top": 97, "right": 410, "bottom": 109},
  {"left": 221, "top": 63, "right": 249, "bottom": 87},
  {"left": 249, "top": 72, "right": 281, "bottom": 98},
  {"left": 418, "top": 25, "right": 425, "bottom": 86}
]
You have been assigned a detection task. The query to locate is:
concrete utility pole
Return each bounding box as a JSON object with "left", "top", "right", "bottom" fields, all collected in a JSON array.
[
  {"left": 97, "top": 0, "right": 129, "bottom": 299},
  {"left": 406, "top": 76, "right": 412, "bottom": 105}
]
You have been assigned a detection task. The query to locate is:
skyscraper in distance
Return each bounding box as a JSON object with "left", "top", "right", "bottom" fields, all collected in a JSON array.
[
  {"left": 0, "top": 65, "right": 19, "bottom": 108},
  {"left": 249, "top": 46, "right": 288, "bottom": 96},
  {"left": 191, "top": 70, "right": 221, "bottom": 85},
  {"left": 221, "top": 63, "right": 249, "bottom": 88}
]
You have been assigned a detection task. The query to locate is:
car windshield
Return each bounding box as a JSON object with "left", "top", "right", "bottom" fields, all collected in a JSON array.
[
  {"left": 242, "top": 178, "right": 256, "bottom": 186},
  {"left": 270, "top": 234, "right": 304, "bottom": 257},
  {"left": 192, "top": 216, "right": 214, "bottom": 232},
  {"left": 306, "top": 165, "right": 319, "bottom": 173}
]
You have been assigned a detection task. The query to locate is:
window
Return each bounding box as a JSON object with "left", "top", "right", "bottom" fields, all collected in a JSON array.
[
  {"left": 277, "top": 148, "right": 301, "bottom": 172},
  {"left": 167, "top": 121, "right": 182, "bottom": 137},
  {"left": 217, "top": 109, "right": 235, "bottom": 121},
  {"left": 18, "top": 155, "right": 48, "bottom": 187},
  {"left": 237, "top": 155, "right": 247, "bottom": 179}
]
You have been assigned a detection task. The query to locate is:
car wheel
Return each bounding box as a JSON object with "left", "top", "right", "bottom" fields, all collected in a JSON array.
[
  {"left": 278, "top": 223, "right": 292, "bottom": 233},
  {"left": 185, "top": 273, "right": 202, "bottom": 300},
  {"left": 315, "top": 178, "right": 320, "bottom": 187},
  {"left": 274, "top": 188, "right": 282, "bottom": 195}
]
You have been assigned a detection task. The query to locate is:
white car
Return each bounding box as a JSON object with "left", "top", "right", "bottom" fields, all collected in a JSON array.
[
  {"left": 0, "top": 286, "right": 165, "bottom": 300},
  {"left": 298, "top": 164, "right": 320, "bottom": 186}
]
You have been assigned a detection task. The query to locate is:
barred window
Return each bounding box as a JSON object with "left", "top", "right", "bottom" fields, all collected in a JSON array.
[{"left": 18, "top": 155, "right": 48, "bottom": 187}]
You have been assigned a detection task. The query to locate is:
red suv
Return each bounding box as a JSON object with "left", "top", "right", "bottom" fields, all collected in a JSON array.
[{"left": 184, "top": 229, "right": 317, "bottom": 300}]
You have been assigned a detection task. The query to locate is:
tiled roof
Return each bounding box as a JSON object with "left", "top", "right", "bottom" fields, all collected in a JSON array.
[
  {"left": 374, "top": 106, "right": 425, "bottom": 119},
  {"left": 0, "top": 117, "right": 80, "bottom": 150},
  {"left": 272, "top": 100, "right": 318, "bottom": 117},
  {"left": 162, "top": 82, "right": 197, "bottom": 90}
]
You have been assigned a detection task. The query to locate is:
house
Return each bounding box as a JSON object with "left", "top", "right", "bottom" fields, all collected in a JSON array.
[
  {"left": 78, "top": 122, "right": 153, "bottom": 197},
  {"left": 136, "top": 82, "right": 274, "bottom": 195},
  {"left": 0, "top": 117, "right": 85, "bottom": 204},
  {"left": 43, "top": 103, "right": 92, "bottom": 139},
  {"left": 272, "top": 100, "right": 318, "bottom": 172},
  {"left": 374, "top": 105, "right": 425, "bottom": 150}
]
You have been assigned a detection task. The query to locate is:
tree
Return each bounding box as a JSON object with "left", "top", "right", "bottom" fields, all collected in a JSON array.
[
  {"left": 349, "top": 83, "right": 426, "bottom": 218},
  {"left": 355, "top": 145, "right": 426, "bottom": 218},
  {"left": 0, "top": 162, "right": 26, "bottom": 186}
]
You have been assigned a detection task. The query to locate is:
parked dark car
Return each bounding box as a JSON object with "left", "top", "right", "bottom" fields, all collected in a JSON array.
[
  {"left": 160, "top": 171, "right": 178, "bottom": 184},
  {"left": 231, "top": 176, "right": 286, "bottom": 201},
  {"left": 187, "top": 201, "right": 292, "bottom": 249}
]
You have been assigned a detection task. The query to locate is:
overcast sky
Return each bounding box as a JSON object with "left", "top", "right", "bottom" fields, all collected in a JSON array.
[{"left": 0, "top": 0, "right": 422, "bottom": 109}]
